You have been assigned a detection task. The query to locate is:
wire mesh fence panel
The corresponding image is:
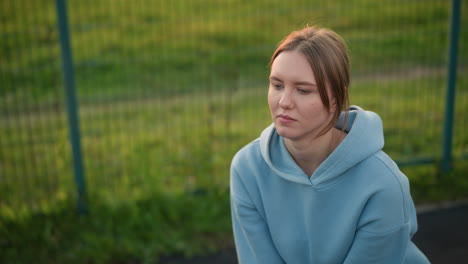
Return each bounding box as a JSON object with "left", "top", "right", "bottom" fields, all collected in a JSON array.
[
  {"left": 1, "top": 0, "right": 467, "bottom": 218},
  {"left": 0, "top": 0, "right": 75, "bottom": 218}
]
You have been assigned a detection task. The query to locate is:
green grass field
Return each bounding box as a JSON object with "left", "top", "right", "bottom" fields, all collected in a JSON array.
[
  {"left": 1, "top": 0, "right": 467, "bottom": 263},
  {"left": 1, "top": 0, "right": 464, "bottom": 103}
]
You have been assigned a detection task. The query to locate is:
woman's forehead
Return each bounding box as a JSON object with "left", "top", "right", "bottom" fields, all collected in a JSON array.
[{"left": 270, "top": 51, "right": 316, "bottom": 83}]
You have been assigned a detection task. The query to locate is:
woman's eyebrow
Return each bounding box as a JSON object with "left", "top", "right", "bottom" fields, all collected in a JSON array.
[
  {"left": 270, "top": 76, "right": 316, "bottom": 86},
  {"left": 269, "top": 76, "right": 283, "bottom": 82},
  {"left": 294, "top": 81, "right": 316, "bottom": 87}
]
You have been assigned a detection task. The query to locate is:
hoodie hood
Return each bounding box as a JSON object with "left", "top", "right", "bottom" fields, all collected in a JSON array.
[{"left": 259, "top": 105, "right": 384, "bottom": 186}]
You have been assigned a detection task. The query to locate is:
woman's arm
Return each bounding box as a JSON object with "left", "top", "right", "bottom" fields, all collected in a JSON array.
[
  {"left": 231, "top": 196, "right": 285, "bottom": 264},
  {"left": 344, "top": 224, "right": 429, "bottom": 264},
  {"left": 343, "top": 223, "right": 411, "bottom": 263},
  {"left": 230, "top": 166, "right": 284, "bottom": 264},
  {"left": 343, "top": 164, "right": 430, "bottom": 264}
]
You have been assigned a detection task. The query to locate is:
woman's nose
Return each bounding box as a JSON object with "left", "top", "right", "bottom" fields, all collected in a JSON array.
[{"left": 279, "top": 91, "right": 294, "bottom": 109}]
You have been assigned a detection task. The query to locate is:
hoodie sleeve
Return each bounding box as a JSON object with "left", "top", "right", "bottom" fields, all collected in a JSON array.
[
  {"left": 343, "top": 224, "right": 429, "bottom": 264},
  {"left": 343, "top": 224, "right": 410, "bottom": 264},
  {"left": 343, "top": 158, "right": 430, "bottom": 264},
  {"left": 230, "top": 165, "right": 285, "bottom": 264},
  {"left": 343, "top": 187, "right": 412, "bottom": 264}
]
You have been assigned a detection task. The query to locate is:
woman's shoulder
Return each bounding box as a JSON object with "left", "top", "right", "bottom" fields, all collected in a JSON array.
[
  {"left": 348, "top": 150, "right": 412, "bottom": 207},
  {"left": 352, "top": 151, "right": 416, "bottom": 233},
  {"left": 372, "top": 151, "right": 409, "bottom": 187},
  {"left": 354, "top": 150, "right": 408, "bottom": 186},
  {"left": 231, "top": 138, "right": 262, "bottom": 168},
  {"left": 230, "top": 138, "right": 269, "bottom": 203}
]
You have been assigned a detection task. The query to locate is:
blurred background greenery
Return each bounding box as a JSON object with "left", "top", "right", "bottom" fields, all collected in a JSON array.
[{"left": 0, "top": 0, "right": 467, "bottom": 263}]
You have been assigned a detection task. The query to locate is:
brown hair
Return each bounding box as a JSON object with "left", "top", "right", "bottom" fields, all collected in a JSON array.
[{"left": 270, "top": 25, "right": 350, "bottom": 135}]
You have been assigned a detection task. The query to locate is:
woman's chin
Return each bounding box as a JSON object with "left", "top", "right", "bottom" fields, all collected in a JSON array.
[{"left": 274, "top": 126, "right": 298, "bottom": 140}]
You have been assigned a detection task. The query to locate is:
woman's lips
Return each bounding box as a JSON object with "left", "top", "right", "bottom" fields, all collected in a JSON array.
[{"left": 277, "top": 114, "right": 296, "bottom": 124}]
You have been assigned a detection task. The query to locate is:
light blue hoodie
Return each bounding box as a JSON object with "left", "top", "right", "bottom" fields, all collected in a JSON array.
[{"left": 230, "top": 106, "right": 429, "bottom": 264}]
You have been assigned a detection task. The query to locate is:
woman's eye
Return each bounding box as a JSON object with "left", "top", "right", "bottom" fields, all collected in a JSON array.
[
  {"left": 273, "top": 84, "right": 283, "bottom": 90},
  {"left": 297, "top": 88, "right": 310, "bottom": 94}
]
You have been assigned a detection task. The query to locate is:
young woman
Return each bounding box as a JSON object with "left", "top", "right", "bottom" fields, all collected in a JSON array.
[{"left": 230, "top": 26, "right": 430, "bottom": 263}]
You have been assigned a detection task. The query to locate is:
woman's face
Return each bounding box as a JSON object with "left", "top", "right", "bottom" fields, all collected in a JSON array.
[{"left": 268, "top": 50, "right": 335, "bottom": 141}]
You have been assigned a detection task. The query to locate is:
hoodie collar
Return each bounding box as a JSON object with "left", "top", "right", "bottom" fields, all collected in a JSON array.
[{"left": 260, "top": 106, "right": 384, "bottom": 187}]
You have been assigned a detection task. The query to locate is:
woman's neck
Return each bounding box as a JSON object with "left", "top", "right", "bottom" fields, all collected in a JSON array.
[{"left": 284, "top": 128, "right": 346, "bottom": 177}]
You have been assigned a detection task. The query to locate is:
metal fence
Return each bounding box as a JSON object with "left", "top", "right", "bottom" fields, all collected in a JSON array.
[{"left": 0, "top": 0, "right": 466, "bottom": 218}]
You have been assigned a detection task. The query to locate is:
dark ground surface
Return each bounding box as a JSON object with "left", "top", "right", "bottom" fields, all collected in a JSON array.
[{"left": 160, "top": 203, "right": 468, "bottom": 264}]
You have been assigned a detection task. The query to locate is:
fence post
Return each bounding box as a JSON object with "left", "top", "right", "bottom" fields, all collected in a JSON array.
[
  {"left": 55, "top": 0, "right": 88, "bottom": 215},
  {"left": 441, "top": 0, "right": 461, "bottom": 173}
]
